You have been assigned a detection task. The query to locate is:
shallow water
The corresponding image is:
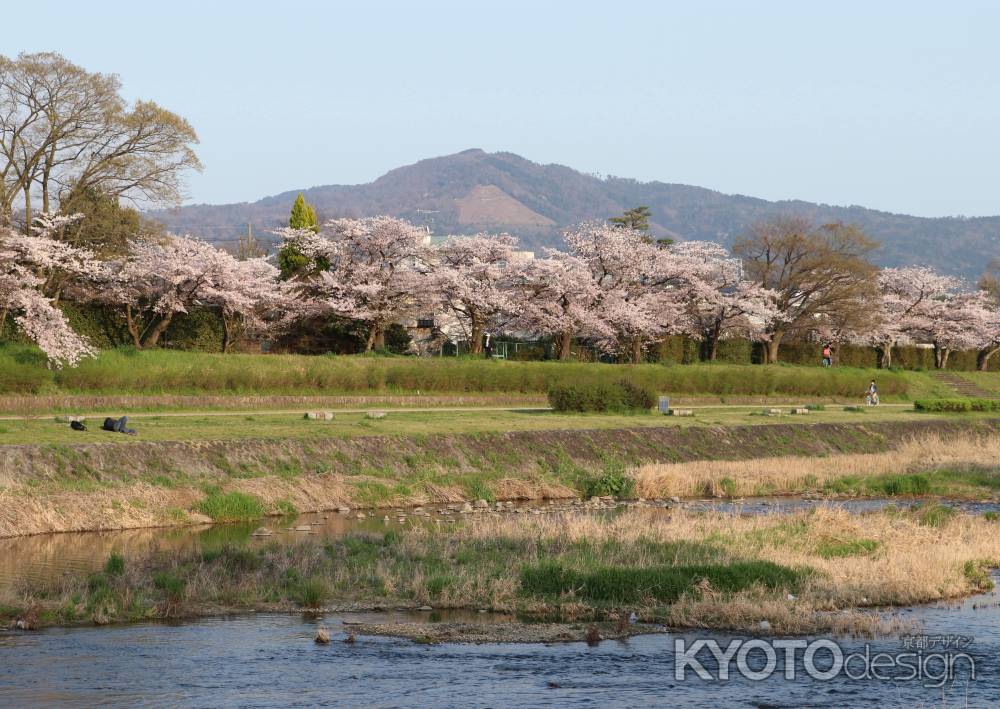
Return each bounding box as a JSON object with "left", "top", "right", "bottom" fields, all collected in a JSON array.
[
  {"left": 3, "top": 497, "right": 998, "bottom": 593},
  {"left": 0, "top": 579, "right": 997, "bottom": 707}
]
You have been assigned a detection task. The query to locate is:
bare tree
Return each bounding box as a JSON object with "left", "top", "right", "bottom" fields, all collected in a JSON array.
[
  {"left": 0, "top": 52, "right": 200, "bottom": 230},
  {"left": 733, "top": 217, "right": 878, "bottom": 363}
]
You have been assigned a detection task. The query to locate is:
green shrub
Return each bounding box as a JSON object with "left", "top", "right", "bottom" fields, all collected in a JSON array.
[
  {"left": 548, "top": 379, "right": 656, "bottom": 413},
  {"left": 963, "top": 560, "right": 996, "bottom": 591},
  {"left": 104, "top": 553, "right": 125, "bottom": 576},
  {"left": 914, "top": 503, "right": 958, "bottom": 528},
  {"left": 520, "top": 560, "right": 808, "bottom": 603},
  {"left": 290, "top": 577, "right": 328, "bottom": 608},
  {"left": 880, "top": 474, "right": 931, "bottom": 496},
  {"left": 195, "top": 491, "right": 265, "bottom": 522},
  {"left": 914, "top": 398, "right": 1000, "bottom": 413},
  {"left": 576, "top": 456, "right": 635, "bottom": 499},
  {"left": 152, "top": 571, "right": 186, "bottom": 598}
]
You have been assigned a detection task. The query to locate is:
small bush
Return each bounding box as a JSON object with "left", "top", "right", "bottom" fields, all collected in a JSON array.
[
  {"left": 963, "top": 560, "right": 996, "bottom": 591},
  {"left": 290, "top": 577, "right": 328, "bottom": 608},
  {"left": 914, "top": 503, "right": 958, "bottom": 528},
  {"left": 548, "top": 379, "right": 656, "bottom": 413},
  {"left": 877, "top": 474, "right": 932, "bottom": 496},
  {"left": 578, "top": 457, "right": 635, "bottom": 499},
  {"left": 104, "top": 553, "right": 125, "bottom": 576},
  {"left": 195, "top": 491, "right": 265, "bottom": 522},
  {"left": 466, "top": 480, "right": 495, "bottom": 503},
  {"left": 152, "top": 571, "right": 186, "bottom": 598}
]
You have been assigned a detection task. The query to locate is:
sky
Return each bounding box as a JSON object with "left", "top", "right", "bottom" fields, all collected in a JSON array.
[{"left": 7, "top": 1, "right": 1000, "bottom": 216}]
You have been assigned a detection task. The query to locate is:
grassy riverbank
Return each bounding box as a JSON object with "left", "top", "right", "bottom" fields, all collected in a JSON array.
[
  {"left": 1, "top": 419, "right": 998, "bottom": 538},
  {"left": 0, "top": 346, "right": 946, "bottom": 401},
  {"left": 0, "top": 403, "right": 966, "bottom": 446},
  {"left": 3, "top": 506, "right": 997, "bottom": 637}
]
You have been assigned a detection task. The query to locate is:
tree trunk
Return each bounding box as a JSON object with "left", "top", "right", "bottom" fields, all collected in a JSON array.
[
  {"left": 556, "top": 331, "right": 573, "bottom": 360},
  {"left": 630, "top": 336, "right": 644, "bottom": 364},
  {"left": 977, "top": 346, "right": 1000, "bottom": 371},
  {"left": 222, "top": 317, "right": 234, "bottom": 353},
  {"left": 468, "top": 318, "right": 484, "bottom": 355},
  {"left": 875, "top": 344, "right": 893, "bottom": 369},
  {"left": 705, "top": 322, "right": 721, "bottom": 362},
  {"left": 933, "top": 343, "right": 950, "bottom": 369},
  {"left": 22, "top": 188, "right": 31, "bottom": 234},
  {"left": 764, "top": 330, "right": 784, "bottom": 364},
  {"left": 143, "top": 313, "right": 175, "bottom": 349},
  {"left": 125, "top": 305, "right": 143, "bottom": 349},
  {"left": 365, "top": 324, "right": 385, "bottom": 352}
]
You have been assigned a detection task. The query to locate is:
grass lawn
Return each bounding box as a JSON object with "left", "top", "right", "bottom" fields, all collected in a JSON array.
[
  {"left": 0, "top": 345, "right": 953, "bottom": 402},
  {"left": 0, "top": 405, "right": 967, "bottom": 446}
]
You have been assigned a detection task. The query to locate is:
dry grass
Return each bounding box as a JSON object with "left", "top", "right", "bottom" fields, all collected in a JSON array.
[
  {"left": 451, "top": 506, "right": 1000, "bottom": 633},
  {"left": 632, "top": 432, "right": 1000, "bottom": 498},
  {"left": 6, "top": 505, "right": 996, "bottom": 637}
]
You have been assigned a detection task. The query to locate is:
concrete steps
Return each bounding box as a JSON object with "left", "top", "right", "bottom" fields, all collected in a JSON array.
[{"left": 929, "top": 372, "right": 1000, "bottom": 399}]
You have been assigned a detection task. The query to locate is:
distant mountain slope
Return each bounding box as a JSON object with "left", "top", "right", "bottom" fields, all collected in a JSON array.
[{"left": 149, "top": 149, "right": 1000, "bottom": 279}]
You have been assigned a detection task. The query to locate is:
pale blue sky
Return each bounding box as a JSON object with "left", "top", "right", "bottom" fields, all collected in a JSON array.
[{"left": 9, "top": 1, "right": 999, "bottom": 216}]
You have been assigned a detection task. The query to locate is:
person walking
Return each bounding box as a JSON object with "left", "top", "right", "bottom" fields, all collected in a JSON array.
[{"left": 821, "top": 344, "right": 832, "bottom": 367}]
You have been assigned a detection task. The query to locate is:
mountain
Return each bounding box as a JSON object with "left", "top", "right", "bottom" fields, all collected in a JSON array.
[{"left": 149, "top": 149, "right": 1000, "bottom": 279}]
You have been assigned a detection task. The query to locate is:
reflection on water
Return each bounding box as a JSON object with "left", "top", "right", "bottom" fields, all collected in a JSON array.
[
  {"left": 0, "top": 512, "right": 393, "bottom": 592},
  {"left": 3, "top": 497, "right": 1000, "bottom": 593}
]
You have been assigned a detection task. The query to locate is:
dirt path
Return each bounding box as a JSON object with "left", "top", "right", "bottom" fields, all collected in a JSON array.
[{"left": 0, "top": 402, "right": 909, "bottom": 421}]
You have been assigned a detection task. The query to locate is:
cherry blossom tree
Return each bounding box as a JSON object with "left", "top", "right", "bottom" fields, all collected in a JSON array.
[
  {"left": 430, "top": 233, "right": 521, "bottom": 354},
  {"left": 961, "top": 292, "right": 1000, "bottom": 371},
  {"left": 0, "top": 216, "right": 96, "bottom": 365},
  {"left": 510, "top": 251, "right": 609, "bottom": 360},
  {"left": 279, "top": 216, "right": 433, "bottom": 352},
  {"left": 670, "top": 241, "right": 779, "bottom": 360},
  {"left": 97, "top": 234, "right": 283, "bottom": 351},
  {"left": 563, "top": 222, "right": 688, "bottom": 362},
  {"left": 910, "top": 290, "right": 988, "bottom": 369},
  {"left": 857, "top": 267, "right": 964, "bottom": 368},
  {"left": 195, "top": 251, "right": 285, "bottom": 352}
]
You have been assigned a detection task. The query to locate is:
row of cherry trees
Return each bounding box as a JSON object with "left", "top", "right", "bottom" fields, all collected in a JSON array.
[{"left": 3, "top": 213, "right": 999, "bottom": 369}]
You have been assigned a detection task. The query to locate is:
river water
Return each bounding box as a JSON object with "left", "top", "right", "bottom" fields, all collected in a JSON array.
[
  {"left": 1, "top": 501, "right": 999, "bottom": 707},
  {"left": 0, "top": 582, "right": 996, "bottom": 707}
]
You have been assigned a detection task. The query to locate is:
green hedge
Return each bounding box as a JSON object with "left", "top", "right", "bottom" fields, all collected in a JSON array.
[
  {"left": 548, "top": 379, "right": 657, "bottom": 413},
  {"left": 913, "top": 398, "right": 1000, "bottom": 412}
]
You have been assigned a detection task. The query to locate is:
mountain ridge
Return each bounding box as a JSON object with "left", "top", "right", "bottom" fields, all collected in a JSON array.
[{"left": 149, "top": 149, "right": 1000, "bottom": 279}]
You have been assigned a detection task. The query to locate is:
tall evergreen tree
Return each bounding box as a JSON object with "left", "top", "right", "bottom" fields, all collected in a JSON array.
[{"left": 279, "top": 193, "right": 319, "bottom": 278}]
